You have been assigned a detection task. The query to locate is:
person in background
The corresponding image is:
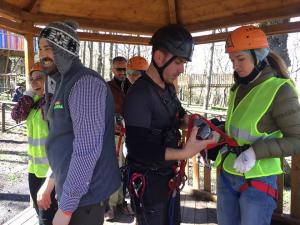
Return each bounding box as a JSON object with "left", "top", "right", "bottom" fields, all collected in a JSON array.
[
  {"left": 126, "top": 56, "right": 149, "bottom": 84},
  {"left": 12, "top": 85, "right": 23, "bottom": 102},
  {"left": 11, "top": 62, "right": 58, "bottom": 225},
  {"left": 106, "top": 56, "right": 132, "bottom": 220},
  {"left": 38, "top": 20, "right": 120, "bottom": 225},
  {"left": 215, "top": 25, "right": 300, "bottom": 225}
]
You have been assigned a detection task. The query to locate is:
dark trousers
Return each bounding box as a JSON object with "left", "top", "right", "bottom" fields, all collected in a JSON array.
[
  {"left": 70, "top": 203, "right": 105, "bottom": 225},
  {"left": 28, "top": 173, "right": 58, "bottom": 225},
  {"left": 130, "top": 170, "right": 181, "bottom": 225}
]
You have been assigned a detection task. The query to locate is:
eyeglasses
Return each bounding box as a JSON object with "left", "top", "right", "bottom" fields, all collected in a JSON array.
[{"left": 114, "top": 68, "right": 127, "bottom": 72}]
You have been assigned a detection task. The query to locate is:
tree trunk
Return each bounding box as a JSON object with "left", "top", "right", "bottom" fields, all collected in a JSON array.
[
  {"left": 260, "top": 19, "right": 291, "bottom": 67},
  {"left": 97, "top": 42, "right": 103, "bottom": 75},
  {"left": 102, "top": 43, "right": 106, "bottom": 79},
  {"left": 109, "top": 41, "right": 114, "bottom": 79},
  {"left": 88, "top": 41, "right": 94, "bottom": 69},
  {"left": 204, "top": 30, "right": 215, "bottom": 115},
  {"left": 83, "top": 41, "right": 86, "bottom": 66}
]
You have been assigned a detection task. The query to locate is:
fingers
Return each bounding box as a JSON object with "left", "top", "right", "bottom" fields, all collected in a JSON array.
[{"left": 37, "top": 193, "right": 51, "bottom": 210}]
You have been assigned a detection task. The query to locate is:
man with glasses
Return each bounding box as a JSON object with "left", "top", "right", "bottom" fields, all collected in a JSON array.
[{"left": 106, "top": 56, "right": 132, "bottom": 220}]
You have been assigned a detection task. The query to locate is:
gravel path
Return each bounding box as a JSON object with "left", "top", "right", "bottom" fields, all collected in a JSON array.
[{"left": 0, "top": 110, "right": 29, "bottom": 225}]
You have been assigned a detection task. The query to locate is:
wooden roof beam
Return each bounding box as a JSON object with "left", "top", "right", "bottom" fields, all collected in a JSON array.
[
  {"left": 24, "top": 0, "right": 41, "bottom": 14},
  {"left": 0, "top": 0, "right": 22, "bottom": 22},
  {"left": 0, "top": 17, "right": 24, "bottom": 33},
  {"left": 22, "top": 12, "right": 157, "bottom": 35},
  {"left": 167, "top": 0, "right": 177, "bottom": 24},
  {"left": 193, "top": 21, "right": 300, "bottom": 45},
  {"left": 78, "top": 32, "right": 150, "bottom": 45},
  {"left": 186, "top": 3, "right": 300, "bottom": 33}
]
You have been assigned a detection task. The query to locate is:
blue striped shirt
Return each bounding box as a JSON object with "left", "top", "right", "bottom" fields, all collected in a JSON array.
[{"left": 59, "top": 75, "right": 107, "bottom": 212}]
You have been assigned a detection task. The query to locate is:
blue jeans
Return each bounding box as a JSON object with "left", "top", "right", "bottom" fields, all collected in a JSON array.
[{"left": 217, "top": 171, "right": 277, "bottom": 225}]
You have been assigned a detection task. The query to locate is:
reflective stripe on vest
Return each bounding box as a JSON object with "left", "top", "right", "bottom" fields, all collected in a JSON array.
[
  {"left": 28, "top": 137, "right": 47, "bottom": 146},
  {"left": 28, "top": 155, "right": 49, "bottom": 164},
  {"left": 215, "top": 77, "right": 293, "bottom": 179},
  {"left": 26, "top": 95, "right": 49, "bottom": 178}
]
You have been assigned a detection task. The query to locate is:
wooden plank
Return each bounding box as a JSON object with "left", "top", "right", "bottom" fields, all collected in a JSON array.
[
  {"left": 181, "top": 190, "right": 196, "bottom": 224},
  {"left": 0, "top": 0, "right": 22, "bottom": 22},
  {"left": 192, "top": 156, "right": 200, "bottom": 189},
  {"left": 204, "top": 163, "right": 211, "bottom": 192},
  {"left": 3, "top": 207, "right": 36, "bottom": 225},
  {"left": 275, "top": 160, "right": 284, "bottom": 214},
  {"left": 167, "top": 0, "right": 177, "bottom": 24},
  {"left": 291, "top": 155, "right": 300, "bottom": 219}
]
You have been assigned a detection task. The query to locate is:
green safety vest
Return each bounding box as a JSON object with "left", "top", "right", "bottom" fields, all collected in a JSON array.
[
  {"left": 27, "top": 95, "right": 49, "bottom": 178},
  {"left": 215, "top": 77, "right": 294, "bottom": 179}
]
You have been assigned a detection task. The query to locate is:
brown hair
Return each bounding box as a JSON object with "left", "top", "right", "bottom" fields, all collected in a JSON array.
[{"left": 266, "top": 50, "right": 289, "bottom": 79}]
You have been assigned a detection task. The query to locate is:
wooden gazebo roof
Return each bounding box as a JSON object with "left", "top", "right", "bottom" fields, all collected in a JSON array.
[{"left": 1, "top": 0, "right": 300, "bottom": 45}]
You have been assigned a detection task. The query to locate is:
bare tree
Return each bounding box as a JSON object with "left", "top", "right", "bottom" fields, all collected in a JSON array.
[
  {"left": 88, "top": 41, "right": 94, "bottom": 69},
  {"left": 83, "top": 41, "right": 86, "bottom": 66},
  {"left": 109, "top": 41, "right": 114, "bottom": 79},
  {"left": 97, "top": 42, "right": 103, "bottom": 76}
]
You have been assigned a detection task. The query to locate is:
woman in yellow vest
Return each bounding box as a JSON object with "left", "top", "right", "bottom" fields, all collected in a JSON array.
[
  {"left": 11, "top": 62, "right": 57, "bottom": 225},
  {"left": 216, "top": 26, "right": 300, "bottom": 225}
]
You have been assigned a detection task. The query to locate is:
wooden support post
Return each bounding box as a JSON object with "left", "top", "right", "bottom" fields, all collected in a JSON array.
[
  {"left": 204, "top": 161, "right": 211, "bottom": 192},
  {"left": 192, "top": 156, "right": 200, "bottom": 189},
  {"left": 24, "top": 33, "right": 34, "bottom": 89},
  {"left": 275, "top": 159, "right": 284, "bottom": 214},
  {"left": 2, "top": 103, "right": 5, "bottom": 132},
  {"left": 291, "top": 155, "right": 300, "bottom": 219}
]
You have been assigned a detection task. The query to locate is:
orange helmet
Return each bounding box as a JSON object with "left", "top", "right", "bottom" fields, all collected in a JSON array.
[
  {"left": 225, "top": 25, "right": 269, "bottom": 53},
  {"left": 127, "top": 56, "right": 149, "bottom": 71},
  {"left": 30, "top": 62, "right": 43, "bottom": 75}
]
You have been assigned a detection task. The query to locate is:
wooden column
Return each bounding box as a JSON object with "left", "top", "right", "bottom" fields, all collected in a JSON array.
[
  {"left": 192, "top": 156, "right": 200, "bottom": 189},
  {"left": 291, "top": 155, "right": 300, "bottom": 219},
  {"left": 275, "top": 159, "right": 284, "bottom": 214},
  {"left": 24, "top": 33, "right": 34, "bottom": 89}
]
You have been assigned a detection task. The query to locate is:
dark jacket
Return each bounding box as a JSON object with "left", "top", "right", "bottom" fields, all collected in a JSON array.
[{"left": 107, "top": 77, "right": 131, "bottom": 115}]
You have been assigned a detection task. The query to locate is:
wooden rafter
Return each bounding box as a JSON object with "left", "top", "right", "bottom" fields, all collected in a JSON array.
[
  {"left": 167, "top": 0, "right": 177, "bottom": 24},
  {"left": 24, "top": 0, "right": 41, "bottom": 13},
  {"left": 0, "top": 0, "right": 22, "bottom": 22},
  {"left": 193, "top": 21, "right": 300, "bottom": 45},
  {"left": 23, "top": 13, "right": 157, "bottom": 35},
  {"left": 186, "top": 2, "right": 300, "bottom": 33}
]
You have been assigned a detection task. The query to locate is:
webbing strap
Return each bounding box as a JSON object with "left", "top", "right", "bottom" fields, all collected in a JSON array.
[{"left": 239, "top": 180, "right": 278, "bottom": 201}]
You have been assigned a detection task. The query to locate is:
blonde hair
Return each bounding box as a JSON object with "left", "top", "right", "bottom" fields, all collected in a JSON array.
[{"left": 266, "top": 51, "right": 289, "bottom": 79}]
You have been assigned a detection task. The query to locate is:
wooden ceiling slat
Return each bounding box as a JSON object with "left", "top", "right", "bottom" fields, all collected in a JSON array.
[
  {"left": 0, "top": 0, "right": 22, "bottom": 22},
  {"left": 167, "top": 0, "right": 177, "bottom": 24},
  {"left": 24, "top": 0, "right": 41, "bottom": 13},
  {"left": 193, "top": 21, "right": 300, "bottom": 45},
  {"left": 186, "top": 3, "right": 300, "bottom": 33},
  {"left": 23, "top": 13, "right": 157, "bottom": 35}
]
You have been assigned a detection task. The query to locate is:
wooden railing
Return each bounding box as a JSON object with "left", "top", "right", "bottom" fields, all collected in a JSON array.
[
  {"left": 0, "top": 100, "right": 25, "bottom": 132},
  {"left": 184, "top": 108, "right": 300, "bottom": 225}
]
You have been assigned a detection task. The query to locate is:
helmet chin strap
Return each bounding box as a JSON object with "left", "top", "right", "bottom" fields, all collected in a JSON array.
[{"left": 152, "top": 55, "right": 177, "bottom": 83}]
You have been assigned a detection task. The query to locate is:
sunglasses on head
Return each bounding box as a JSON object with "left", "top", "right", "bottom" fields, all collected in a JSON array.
[{"left": 115, "top": 68, "right": 127, "bottom": 72}]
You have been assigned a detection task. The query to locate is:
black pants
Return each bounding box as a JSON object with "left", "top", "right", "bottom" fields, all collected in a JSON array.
[
  {"left": 130, "top": 170, "right": 181, "bottom": 225},
  {"left": 70, "top": 203, "right": 105, "bottom": 225},
  {"left": 28, "top": 173, "right": 58, "bottom": 225}
]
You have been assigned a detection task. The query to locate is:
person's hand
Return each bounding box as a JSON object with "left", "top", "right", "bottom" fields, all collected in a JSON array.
[
  {"left": 37, "top": 178, "right": 54, "bottom": 210},
  {"left": 233, "top": 147, "right": 256, "bottom": 173},
  {"left": 52, "top": 209, "right": 72, "bottom": 225},
  {"left": 183, "top": 127, "right": 220, "bottom": 158}
]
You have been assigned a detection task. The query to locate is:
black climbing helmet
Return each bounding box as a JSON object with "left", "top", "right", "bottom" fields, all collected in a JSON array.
[{"left": 150, "top": 24, "right": 194, "bottom": 62}]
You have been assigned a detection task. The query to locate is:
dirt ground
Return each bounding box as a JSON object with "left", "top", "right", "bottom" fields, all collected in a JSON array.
[{"left": 0, "top": 111, "right": 29, "bottom": 225}]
